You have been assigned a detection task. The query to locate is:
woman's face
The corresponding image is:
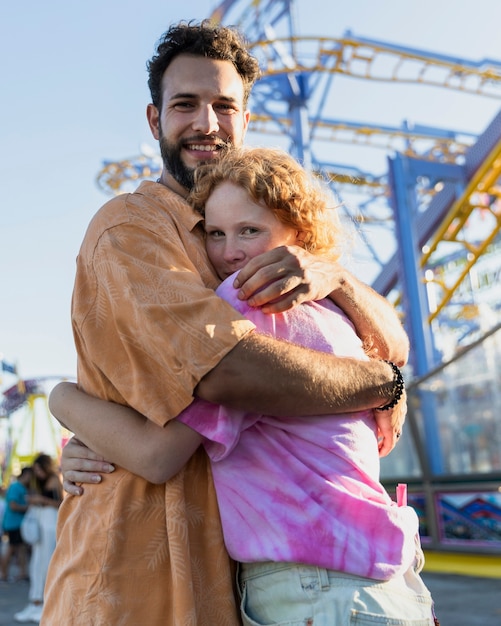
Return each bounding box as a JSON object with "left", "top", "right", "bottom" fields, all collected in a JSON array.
[
  {"left": 204, "top": 181, "right": 299, "bottom": 280},
  {"left": 33, "top": 463, "right": 46, "bottom": 479}
]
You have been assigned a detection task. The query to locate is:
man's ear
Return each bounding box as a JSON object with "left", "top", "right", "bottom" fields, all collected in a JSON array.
[
  {"left": 243, "top": 108, "right": 251, "bottom": 134},
  {"left": 146, "top": 103, "right": 160, "bottom": 140}
]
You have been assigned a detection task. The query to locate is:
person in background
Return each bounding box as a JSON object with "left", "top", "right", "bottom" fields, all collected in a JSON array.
[
  {"left": 52, "top": 146, "right": 437, "bottom": 624},
  {"left": 14, "top": 454, "right": 62, "bottom": 624},
  {"left": 43, "top": 20, "right": 409, "bottom": 626},
  {"left": 1, "top": 466, "right": 34, "bottom": 583}
]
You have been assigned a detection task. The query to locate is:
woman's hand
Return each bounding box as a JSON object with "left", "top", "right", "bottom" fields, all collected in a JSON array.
[
  {"left": 27, "top": 494, "right": 46, "bottom": 506},
  {"left": 60, "top": 436, "right": 115, "bottom": 496},
  {"left": 374, "top": 389, "right": 407, "bottom": 457}
]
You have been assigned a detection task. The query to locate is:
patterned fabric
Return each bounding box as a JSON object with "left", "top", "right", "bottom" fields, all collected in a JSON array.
[
  {"left": 42, "top": 182, "right": 255, "bottom": 626},
  {"left": 179, "top": 274, "right": 420, "bottom": 581}
]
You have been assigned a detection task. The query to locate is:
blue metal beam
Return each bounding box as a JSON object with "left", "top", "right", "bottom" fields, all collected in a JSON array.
[{"left": 388, "top": 153, "right": 444, "bottom": 472}]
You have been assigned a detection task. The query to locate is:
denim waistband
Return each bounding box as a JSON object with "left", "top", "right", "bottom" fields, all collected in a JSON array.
[{"left": 239, "top": 561, "right": 353, "bottom": 590}]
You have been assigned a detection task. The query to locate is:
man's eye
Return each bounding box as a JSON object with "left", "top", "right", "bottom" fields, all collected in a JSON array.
[{"left": 216, "top": 103, "right": 237, "bottom": 113}]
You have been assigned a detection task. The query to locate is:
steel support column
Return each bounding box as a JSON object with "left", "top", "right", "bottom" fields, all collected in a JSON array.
[{"left": 388, "top": 153, "right": 443, "bottom": 472}]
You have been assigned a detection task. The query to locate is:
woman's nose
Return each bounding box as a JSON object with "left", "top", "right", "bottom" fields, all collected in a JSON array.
[{"left": 223, "top": 241, "right": 245, "bottom": 262}]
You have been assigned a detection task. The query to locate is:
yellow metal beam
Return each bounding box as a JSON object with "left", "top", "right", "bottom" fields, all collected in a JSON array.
[
  {"left": 250, "top": 36, "right": 501, "bottom": 98},
  {"left": 420, "top": 138, "right": 501, "bottom": 321},
  {"left": 423, "top": 551, "right": 501, "bottom": 579}
]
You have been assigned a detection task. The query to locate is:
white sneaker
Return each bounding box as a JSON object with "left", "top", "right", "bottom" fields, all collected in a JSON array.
[{"left": 14, "top": 603, "right": 43, "bottom": 623}]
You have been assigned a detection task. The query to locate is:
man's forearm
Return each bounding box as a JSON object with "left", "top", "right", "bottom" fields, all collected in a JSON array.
[
  {"left": 196, "top": 332, "right": 396, "bottom": 416},
  {"left": 328, "top": 268, "right": 409, "bottom": 366}
]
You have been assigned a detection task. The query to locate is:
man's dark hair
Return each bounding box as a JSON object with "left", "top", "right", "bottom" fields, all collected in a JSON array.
[
  {"left": 147, "top": 19, "right": 261, "bottom": 110},
  {"left": 20, "top": 467, "right": 34, "bottom": 479}
]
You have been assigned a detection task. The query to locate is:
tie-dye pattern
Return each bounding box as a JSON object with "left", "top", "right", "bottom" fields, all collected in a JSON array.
[{"left": 179, "top": 274, "right": 419, "bottom": 581}]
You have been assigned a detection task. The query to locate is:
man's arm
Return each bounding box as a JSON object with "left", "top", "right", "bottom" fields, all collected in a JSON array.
[
  {"left": 56, "top": 354, "right": 404, "bottom": 496},
  {"left": 326, "top": 265, "right": 409, "bottom": 366},
  {"left": 196, "top": 333, "right": 403, "bottom": 455},
  {"left": 197, "top": 333, "right": 394, "bottom": 414},
  {"left": 58, "top": 246, "right": 405, "bottom": 490},
  {"left": 234, "top": 246, "right": 409, "bottom": 365}
]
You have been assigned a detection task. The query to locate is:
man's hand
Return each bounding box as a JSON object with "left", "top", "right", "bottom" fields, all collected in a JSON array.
[
  {"left": 374, "top": 390, "right": 407, "bottom": 457},
  {"left": 233, "top": 245, "right": 409, "bottom": 365},
  {"left": 233, "top": 246, "right": 337, "bottom": 313},
  {"left": 60, "top": 436, "right": 115, "bottom": 496}
]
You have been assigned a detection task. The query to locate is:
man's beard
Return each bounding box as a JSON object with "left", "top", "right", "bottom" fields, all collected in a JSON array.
[
  {"left": 159, "top": 134, "right": 196, "bottom": 190},
  {"left": 158, "top": 131, "right": 232, "bottom": 191}
]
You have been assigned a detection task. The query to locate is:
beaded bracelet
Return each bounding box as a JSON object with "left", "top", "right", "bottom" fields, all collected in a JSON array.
[{"left": 375, "top": 360, "right": 405, "bottom": 411}]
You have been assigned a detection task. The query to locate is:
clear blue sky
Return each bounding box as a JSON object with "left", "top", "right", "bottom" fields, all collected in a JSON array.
[{"left": 1, "top": 0, "right": 501, "bottom": 389}]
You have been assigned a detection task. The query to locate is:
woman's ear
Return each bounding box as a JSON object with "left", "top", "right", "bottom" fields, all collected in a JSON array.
[{"left": 295, "top": 231, "right": 307, "bottom": 247}]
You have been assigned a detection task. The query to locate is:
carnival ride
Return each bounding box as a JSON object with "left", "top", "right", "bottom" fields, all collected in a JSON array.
[
  {"left": 0, "top": 374, "right": 69, "bottom": 482},
  {"left": 96, "top": 0, "right": 501, "bottom": 381},
  {"left": 94, "top": 1, "right": 501, "bottom": 556}
]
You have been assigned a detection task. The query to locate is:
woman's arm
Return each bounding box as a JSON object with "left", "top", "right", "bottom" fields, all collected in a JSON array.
[
  {"left": 28, "top": 475, "right": 63, "bottom": 508},
  {"left": 50, "top": 382, "right": 203, "bottom": 485}
]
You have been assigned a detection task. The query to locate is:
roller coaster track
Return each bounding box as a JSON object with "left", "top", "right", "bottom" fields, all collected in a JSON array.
[
  {"left": 373, "top": 107, "right": 501, "bottom": 324},
  {"left": 250, "top": 114, "right": 475, "bottom": 162},
  {"left": 96, "top": 0, "right": 501, "bottom": 358},
  {"left": 246, "top": 35, "right": 501, "bottom": 98},
  {"left": 210, "top": 0, "right": 501, "bottom": 99},
  {"left": 96, "top": 118, "right": 473, "bottom": 196},
  {"left": 423, "top": 141, "right": 501, "bottom": 322}
]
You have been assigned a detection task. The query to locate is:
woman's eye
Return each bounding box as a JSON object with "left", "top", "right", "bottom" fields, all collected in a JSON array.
[{"left": 242, "top": 227, "right": 259, "bottom": 236}]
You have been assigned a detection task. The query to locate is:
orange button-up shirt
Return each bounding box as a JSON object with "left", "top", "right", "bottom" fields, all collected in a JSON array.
[{"left": 42, "top": 181, "right": 255, "bottom": 626}]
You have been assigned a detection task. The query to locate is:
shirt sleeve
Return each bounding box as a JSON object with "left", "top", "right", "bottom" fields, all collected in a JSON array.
[
  {"left": 176, "top": 274, "right": 270, "bottom": 458},
  {"left": 74, "top": 213, "right": 256, "bottom": 425},
  {"left": 7, "top": 484, "right": 26, "bottom": 507},
  {"left": 177, "top": 399, "right": 252, "bottom": 461}
]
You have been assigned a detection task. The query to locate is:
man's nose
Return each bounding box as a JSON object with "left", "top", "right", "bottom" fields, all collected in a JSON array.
[{"left": 193, "top": 105, "right": 219, "bottom": 134}]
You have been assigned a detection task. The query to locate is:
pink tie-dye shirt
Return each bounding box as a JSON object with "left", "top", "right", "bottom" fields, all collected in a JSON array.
[{"left": 178, "top": 273, "right": 419, "bottom": 581}]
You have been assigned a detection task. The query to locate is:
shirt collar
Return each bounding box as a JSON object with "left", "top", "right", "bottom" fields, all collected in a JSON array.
[{"left": 135, "top": 180, "right": 204, "bottom": 233}]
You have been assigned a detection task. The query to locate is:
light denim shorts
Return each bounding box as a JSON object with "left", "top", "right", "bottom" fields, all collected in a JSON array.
[{"left": 238, "top": 560, "right": 436, "bottom": 626}]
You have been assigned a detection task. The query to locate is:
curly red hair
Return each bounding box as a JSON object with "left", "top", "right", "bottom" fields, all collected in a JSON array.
[{"left": 189, "top": 146, "right": 345, "bottom": 260}]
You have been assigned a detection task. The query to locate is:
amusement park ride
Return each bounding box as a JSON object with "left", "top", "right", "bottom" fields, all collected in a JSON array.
[
  {"left": 95, "top": 0, "right": 501, "bottom": 380},
  {"left": 0, "top": 371, "right": 69, "bottom": 481},
  {"left": 2, "top": 0, "right": 501, "bottom": 551}
]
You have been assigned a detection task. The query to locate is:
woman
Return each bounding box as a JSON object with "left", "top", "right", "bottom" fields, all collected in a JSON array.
[{"left": 14, "top": 454, "right": 62, "bottom": 624}]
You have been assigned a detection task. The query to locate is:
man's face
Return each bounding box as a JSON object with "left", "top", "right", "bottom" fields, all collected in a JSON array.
[{"left": 147, "top": 54, "right": 251, "bottom": 197}]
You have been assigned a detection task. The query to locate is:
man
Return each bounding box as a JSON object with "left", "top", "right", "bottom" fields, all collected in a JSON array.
[{"left": 42, "top": 20, "right": 408, "bottom": 626}]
